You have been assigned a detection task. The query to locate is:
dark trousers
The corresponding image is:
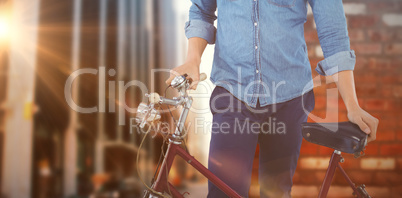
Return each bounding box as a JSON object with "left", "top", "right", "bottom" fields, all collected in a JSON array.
[{"left": 207, "top": 86, "right": 315, "bottom": 198}]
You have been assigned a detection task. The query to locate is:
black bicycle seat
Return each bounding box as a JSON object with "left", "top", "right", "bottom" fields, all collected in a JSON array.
[{"left": 301, "top": 122, "right": 368, "bottom": 158}]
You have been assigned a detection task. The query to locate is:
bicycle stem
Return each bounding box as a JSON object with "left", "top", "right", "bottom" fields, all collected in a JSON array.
[
  {"left": 156, "top": 94, "right": 192, "bottom": 144},
  {"left": 145, "top": 73, "right": 207, "bottom": 144},
  {"left": 171, "top": 97, "right": 192, "bottom": 144}
]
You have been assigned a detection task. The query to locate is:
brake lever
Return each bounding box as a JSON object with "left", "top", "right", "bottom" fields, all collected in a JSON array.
[
  {"left": 183, "top": 74, "right": 193, "bottom": 85},
  {"left": 171, "top": 73, "right": 207, "bottom": 90}
]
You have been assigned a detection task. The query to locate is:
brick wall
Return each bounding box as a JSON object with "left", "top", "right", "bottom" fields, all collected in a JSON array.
[{"left": 292, "top": 1, "right": 402, "bottom": 197}]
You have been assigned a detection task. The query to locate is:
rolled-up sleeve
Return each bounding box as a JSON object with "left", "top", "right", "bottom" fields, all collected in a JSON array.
[
  {"left": 185, "top": 0, "right": 217, "bottom": 44},
  {"left": 316, "top": 50, "right": 356, "bottom": 76},
  {"left": 308, "top": 0, "right": 356, "bottom": 76}
]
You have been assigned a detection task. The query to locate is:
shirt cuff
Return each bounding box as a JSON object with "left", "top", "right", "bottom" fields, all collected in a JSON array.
[
  {"left": 185, "top": 19, "right": 216, "bottom": 44},
  {"left": 315, "top": 50, "right": 356, "bottom": 76}
]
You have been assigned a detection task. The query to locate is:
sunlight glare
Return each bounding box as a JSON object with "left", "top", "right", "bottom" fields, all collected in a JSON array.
[{"left": 0, "top": 16, "right": 10, "bottom": 42}]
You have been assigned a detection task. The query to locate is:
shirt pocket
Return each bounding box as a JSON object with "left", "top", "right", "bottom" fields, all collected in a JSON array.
[{"left": 267, "top": 0, "right": 296, "bottom": 7}]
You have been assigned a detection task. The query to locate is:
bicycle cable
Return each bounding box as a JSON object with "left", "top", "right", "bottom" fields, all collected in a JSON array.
[
  {"left": 158, "top": 104, "right": 173, "bottom": 196},
  {"left": 136, "top": 105, "right": 171, "bottom": 198},
  {"left": 164, "top": 85, "right": 190, "bottom": 153}
]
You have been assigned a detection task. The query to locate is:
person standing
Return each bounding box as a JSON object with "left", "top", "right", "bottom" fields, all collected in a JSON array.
[{"left": 166, "top": 0, "right": 379, "bottom": 197}]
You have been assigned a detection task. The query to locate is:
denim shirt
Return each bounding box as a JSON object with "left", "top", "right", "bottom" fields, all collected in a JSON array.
[{"left": 185, "top": 0, "right": 356, "bottom": 108}]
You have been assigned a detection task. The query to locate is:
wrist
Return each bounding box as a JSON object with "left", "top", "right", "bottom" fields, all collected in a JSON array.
[
  {"left": 345, "top": 100, "right": 361, "bottom": 112},
  {"left": 185, "top": 56, "right": 201, "bottom": 67}
]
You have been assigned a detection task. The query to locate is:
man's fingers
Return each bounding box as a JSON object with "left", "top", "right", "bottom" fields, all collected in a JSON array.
[
  {"left": 189, "top": 81, "right": 199, "bottom": 90},
  {"left": 363, "top": 116, "right": 378, "bottom": 142},
  {"left": 367, "top": 130, "right": 376, "bottom": 142},
  {"left": 165, "top": 67, "right": 201, "bottom": 89},
  {"left": 165, "top": 70, "right": 181, "bottom": 85},
  {"left": 368, "top": 133, "right": 376, "bottom": 142},
  {"left": 188, "top": 74, "right": 201, "bottom": 90},
  {"left": 355, "top": 117, "right": 371, "bottom": 134},
  {"left": 165, "top": 74, "right": 175, "bottom": 85}
]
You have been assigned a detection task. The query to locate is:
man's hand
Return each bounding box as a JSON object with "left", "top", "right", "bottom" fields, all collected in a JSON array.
[
  {"left": 332, "top": 70, "right": 379, "bottom": 143},
  {"left": 347, "top": 106, "right": 379, "bottom": 143},
  {"left": 165, "top": 37, "right": 207, "bottom": 90},
  {"left": 165, "top": 59, "right": 201, "bottom": 90}
]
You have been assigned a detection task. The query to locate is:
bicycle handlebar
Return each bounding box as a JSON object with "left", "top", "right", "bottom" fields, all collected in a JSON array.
[
  {"left": 148, "top": 72, "right": 207, "bottom": 105},
  {"left": 137, "top": 73, "right": 207, "bottom": 142},
  {"left": 199, "top": 73, "right": 207, "bottom": 81}
]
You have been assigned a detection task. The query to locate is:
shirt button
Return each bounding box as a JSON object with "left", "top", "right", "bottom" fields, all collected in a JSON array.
[
  {"left": 255, "top": 46, "right": 258, "bottom": 49},
  {"left": 254, "top": 22, "right": 257, "bottom": 26},
  {"left": 256, "top": 70, "right": 259, "bottom": 73}
]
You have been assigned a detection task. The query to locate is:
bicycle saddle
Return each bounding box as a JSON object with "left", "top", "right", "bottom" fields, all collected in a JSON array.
[{"left": 301, "top": 122, "right": 368, "bottom": 158}]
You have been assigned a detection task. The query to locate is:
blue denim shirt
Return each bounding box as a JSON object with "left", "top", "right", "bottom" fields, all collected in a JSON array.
[{"left": 185, "top": 0, "right": 356, "bottom": 108}]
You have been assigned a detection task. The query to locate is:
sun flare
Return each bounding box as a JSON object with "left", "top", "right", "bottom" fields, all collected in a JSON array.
[{"left": 0, "top": 16, "right": 10, "bottom": 41}]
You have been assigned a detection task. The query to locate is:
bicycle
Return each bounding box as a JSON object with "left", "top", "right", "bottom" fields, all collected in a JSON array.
[{"left": 135, "top": 73, "right": 372, "bottom": 198}]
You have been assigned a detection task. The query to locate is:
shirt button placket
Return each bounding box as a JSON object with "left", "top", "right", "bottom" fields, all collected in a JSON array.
[
  {"left": 253, "top": 0, "right": 260, "bottom": 105},
  {"left": 255, "top": 22, "right": 259, "bottom": 73}
]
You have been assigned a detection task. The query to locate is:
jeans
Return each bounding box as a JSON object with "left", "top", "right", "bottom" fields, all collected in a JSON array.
[{"left": 207, "top": 86, "right": 315, "bottom": 198}]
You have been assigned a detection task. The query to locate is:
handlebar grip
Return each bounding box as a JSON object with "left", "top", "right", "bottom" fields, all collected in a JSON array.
[
  {"left": 199, "top": 73, "right": 207, "bottom": 81},
  {"left": 149, "top": 93, "right": 160, "bottom": 104}
]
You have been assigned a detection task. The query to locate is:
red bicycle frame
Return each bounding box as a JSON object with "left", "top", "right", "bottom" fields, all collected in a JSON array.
[
  {"left": 149, "top": 147, "right": 370, "bottom": 198},
  {"left": 138, "top": 74, "right": 242, "bottom": 197},
  {"left": 151, "top": 143, "right": 242, "bottom": 198},
  {"left": 318, "top": 150, "right": 370, "bottom": 198}
]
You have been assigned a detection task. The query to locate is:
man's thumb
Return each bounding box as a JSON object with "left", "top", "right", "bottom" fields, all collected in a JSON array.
[{"left": 355, "top": 118, "right": 371, "bottom": 134}]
